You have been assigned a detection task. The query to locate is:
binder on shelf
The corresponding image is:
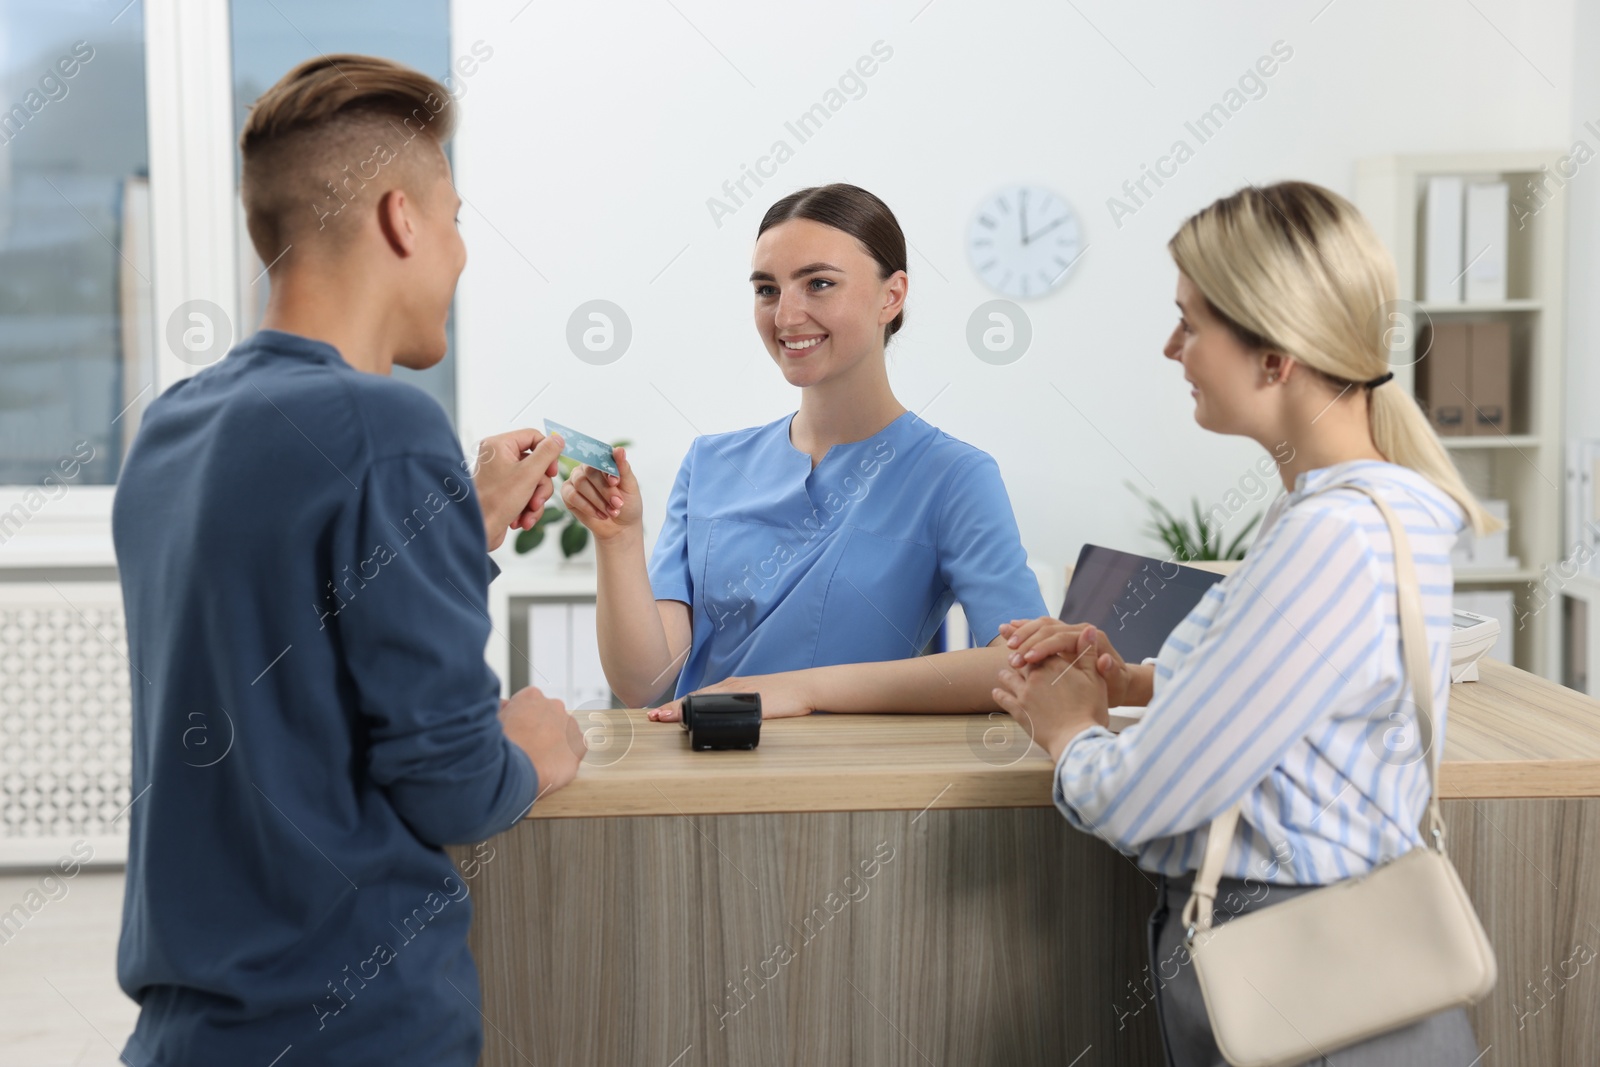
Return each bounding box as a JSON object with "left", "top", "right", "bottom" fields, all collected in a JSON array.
[
  {"left": 1467, "top": 321, "right": 1511, "bottom": 434},
  {"left": 568, "top": 602, "right": 612, "bottom": 709},
  {"left": 1423, "top": 176, "right": 1465, "bottom": 304},
  {"left": 1585, "top": 441, "right": 1600, "bottom": 577},
  {"left": 526, "top": 601, "right": 615, "bottom": 708},
  {"left": 1589, "top": 442, "right": 1600, "bottom": 575},
  {"left": 1453, "top": 499, "right": 1515, "bottom": 570},
  {"left": 1569, "top": 440, "right": 1600, "bottom": 577},
  {"left": 528, "top": 602, "right": 571, "bottom": 703},
  {"left": 1463, "top": 181, "right": 1509, "bottom": 304},
  {"left": 1565, "top": 440, "right": 1581, "bottom": 560},
  {"left": 1417, "top": 323, "right": 1469, "bottom": 435}
]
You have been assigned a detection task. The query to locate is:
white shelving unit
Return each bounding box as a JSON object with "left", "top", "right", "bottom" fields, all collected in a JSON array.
[{"left": 1355, "top": 152, "right": 1567, "bottom": 680}]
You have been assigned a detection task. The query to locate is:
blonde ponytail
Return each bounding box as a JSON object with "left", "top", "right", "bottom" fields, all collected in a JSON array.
[
  {"left": 1367, "top": 382, "right": 1500, "bottom": 534},
  {"left": 1169, "top": 182, "right": 1502, "bottom": 535}
]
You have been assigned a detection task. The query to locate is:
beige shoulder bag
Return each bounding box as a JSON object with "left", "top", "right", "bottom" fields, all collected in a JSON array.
[{"left": 1180, "top": 483, "right": 1496, "bottom": 1067}]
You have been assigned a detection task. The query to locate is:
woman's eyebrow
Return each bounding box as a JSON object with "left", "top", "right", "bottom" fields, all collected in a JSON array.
[
  {"left": 790, "top": 262, "right": 843, "bottom": 278},
  {"left": 748, "top": 262, "right": 845, "bottom": 283}
]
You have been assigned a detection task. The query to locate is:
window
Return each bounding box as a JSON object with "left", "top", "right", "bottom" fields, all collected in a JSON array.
[
  {"left": 228, "top": 0, "right": 457, "bottom": 424},
  {"left": 0, "top": 0, "right": 152, "bottom": 486}
]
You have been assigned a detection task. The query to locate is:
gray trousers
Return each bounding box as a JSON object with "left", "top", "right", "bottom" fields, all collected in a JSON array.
[{"left": 1147, "top": 873, "right": 1481, "bottom": 1067}]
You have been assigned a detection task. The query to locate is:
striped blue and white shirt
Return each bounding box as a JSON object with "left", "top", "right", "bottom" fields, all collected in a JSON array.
[{"left": 1053, "top": 460, "right": 1467, "bottom": 885}]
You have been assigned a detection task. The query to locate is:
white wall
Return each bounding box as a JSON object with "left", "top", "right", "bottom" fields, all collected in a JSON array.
[{"left": 451, "top": 0, "right": 1574, "bottom": 576}]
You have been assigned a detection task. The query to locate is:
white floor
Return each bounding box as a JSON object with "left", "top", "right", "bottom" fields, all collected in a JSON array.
[{"left": 0, "top": 870, "right": 137, "bottom": 1067}]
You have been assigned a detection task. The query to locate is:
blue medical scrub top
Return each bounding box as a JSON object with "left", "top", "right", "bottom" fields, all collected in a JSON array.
[{"left": 648, "top": 411, "right": 1046, "bottom": 698}]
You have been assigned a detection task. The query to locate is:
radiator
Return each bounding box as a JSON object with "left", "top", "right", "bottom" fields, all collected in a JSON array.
[{"left": 0, "top": 582, "right": 130, "bottom": 867}]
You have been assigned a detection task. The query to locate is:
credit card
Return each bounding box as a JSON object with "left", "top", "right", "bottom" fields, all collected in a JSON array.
[{"left": 544, "top": 419, "right": 620, "bottom": 477}]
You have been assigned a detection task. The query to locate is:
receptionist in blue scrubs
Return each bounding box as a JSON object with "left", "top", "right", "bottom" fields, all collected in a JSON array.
[{"left": 561, "top": 183, "right": 1046, "bottom": 718}]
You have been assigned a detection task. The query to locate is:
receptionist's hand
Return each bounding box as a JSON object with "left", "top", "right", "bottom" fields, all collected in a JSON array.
[
  {"left": 991, "top": 637, "right": 1111, "bottom": 763},
  {"left": 1001, "top": 618, "right": 1138, "bottom": 707},
  {"left": 649, "top": 672, "right": 816, "bottom": 723},
  {"left": 561, "top": 447, "right": 643, "bottom": 543}
]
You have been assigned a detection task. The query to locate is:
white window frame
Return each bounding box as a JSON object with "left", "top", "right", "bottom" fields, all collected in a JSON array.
[{"left": 0, "top": 0, "right": 238, "bottom": 571}]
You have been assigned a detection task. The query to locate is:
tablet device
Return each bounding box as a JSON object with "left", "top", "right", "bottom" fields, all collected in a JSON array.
[{"left": 1057, "top": 544, "right": 1225, "bottom": 663}]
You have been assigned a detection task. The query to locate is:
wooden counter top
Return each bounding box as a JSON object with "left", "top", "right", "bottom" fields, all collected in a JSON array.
[
  {"left": 528, "top": 658, "right": 1600, "bottom": 819},
  {"left": 1440, "top": 658, "right": 1600, "bottom": 798}
]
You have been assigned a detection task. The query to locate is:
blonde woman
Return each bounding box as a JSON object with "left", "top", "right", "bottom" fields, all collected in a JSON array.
[{"left": 993, "top": 182, "right": 1494, "bottom": 1065}]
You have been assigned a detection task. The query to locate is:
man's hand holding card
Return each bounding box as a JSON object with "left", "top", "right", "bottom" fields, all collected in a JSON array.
[{"left": 474, "top": 426, "right": 566, "bottom": 551}]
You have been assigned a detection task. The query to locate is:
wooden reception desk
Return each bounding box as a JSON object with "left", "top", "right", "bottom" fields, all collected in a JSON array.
[{"left": 452, "top": 659, "right": 1600, "bottom": 1067}]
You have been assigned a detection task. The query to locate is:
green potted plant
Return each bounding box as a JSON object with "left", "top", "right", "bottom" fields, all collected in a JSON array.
[
  {"left": 513, "top": 439, "right": 631, "bottom": 559},
  {"left": 1125, "top": 480, "right": 1260, "bottom": 562}
]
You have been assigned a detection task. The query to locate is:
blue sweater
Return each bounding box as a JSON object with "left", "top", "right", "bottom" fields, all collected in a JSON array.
[{"left": 112, "top": 329, "right": 537, "bottom": 1066}]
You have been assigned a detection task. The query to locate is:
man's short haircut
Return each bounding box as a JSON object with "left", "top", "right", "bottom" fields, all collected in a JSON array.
[{"left": 239, "top": 54, "right": 455, "bottom": 263}]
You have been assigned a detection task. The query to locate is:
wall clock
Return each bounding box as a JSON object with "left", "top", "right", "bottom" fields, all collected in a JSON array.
[{"left": 967, "top": 185, "right": 1083, "bottom": 300}]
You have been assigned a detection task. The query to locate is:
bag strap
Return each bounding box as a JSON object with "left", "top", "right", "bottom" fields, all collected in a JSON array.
[{"left": 1182, "top": 481, "right": 1447, "bottom": 940}]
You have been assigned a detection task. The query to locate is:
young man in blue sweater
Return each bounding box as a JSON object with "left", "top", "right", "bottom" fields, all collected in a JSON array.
[{"left": 111, "top": 54, "right": 584, "bottom": 1066}]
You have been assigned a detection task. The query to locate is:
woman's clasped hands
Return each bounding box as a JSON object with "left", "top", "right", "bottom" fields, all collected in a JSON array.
[{"left": 992, "top": 619, "right": 1139, "bottom": 761}]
